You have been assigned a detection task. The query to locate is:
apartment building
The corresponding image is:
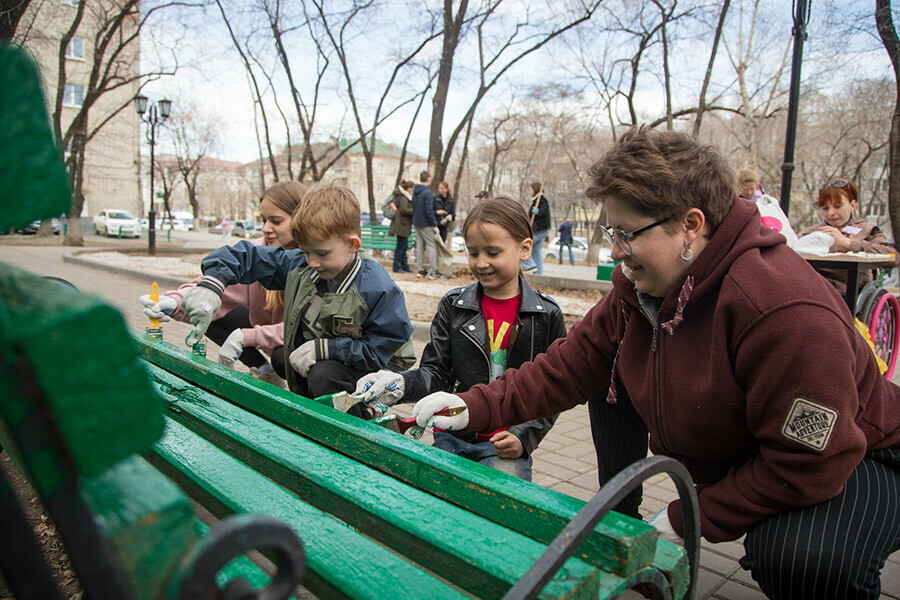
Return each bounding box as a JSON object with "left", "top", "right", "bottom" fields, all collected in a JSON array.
[{"left": 14, "top": 0, "right": 141, "bottom": 218}]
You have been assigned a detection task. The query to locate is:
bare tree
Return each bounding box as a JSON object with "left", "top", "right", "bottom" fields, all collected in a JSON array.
[
  {"left": 427, "top": 0, "right": 602, "bottom": 187},
  {"left": 168, "top": 104, "right": 220, "bottom": 229},
  {"left": 1, "top": 0, "right": 31, "bottom": 40},
  {"left": 17, "top": 0, "right": 188, "bottom": 245},
  {"left": 877, "top": 0, "right": 900, "bottom": 244},
  {"left": 307, "top": 0, "right": 440, "bottom": 223},
  {"left": 693, "top": 0, "right": 730, "bottom": 137}
]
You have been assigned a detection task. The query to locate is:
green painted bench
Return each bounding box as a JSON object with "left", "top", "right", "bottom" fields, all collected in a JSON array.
[
  {"left": 0, "top": 43, "right": 305, "bottom": 600},
  {"left": 361, "top": 224, "right": 416, "bottom": 252},
  {"left": 137, "top": 335, "right": 699, "bottom": 599}
]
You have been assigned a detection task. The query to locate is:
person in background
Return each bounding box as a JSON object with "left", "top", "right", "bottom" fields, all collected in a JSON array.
[
  {"left": 220, "top": 216, "right": 234, "bottom": 242},
  {"left": 388, "top": 180, "right": 415, "bottom": 273},
  {"left": 797, "top": 177, "right": 899, "bottom": 295},
  {"left": 557, "top": 218, "right": 575, "bottom": 265},
  {"left": 434, "top": 180, "right": 456, "bottom": 244},
  {"left": 140, "top": 182, "right": 306, "bottom": 386},
  {"left": 355, "top": 196, "right": 562, "bottom": 481},
  {"left": 736, "top": 168, "right": 763, "bottom": 203},
  {"left": 521, "top": 182, "right": 551, "bottom": 274},
  {"left": 413, "top": 127, "right": 900, "bottom": 600},
  {"left": 412, "top": 171, "right": 442, "bottom": 279},
  {"left": 176, "top": 182, "right": 416, "bottom": 413}
]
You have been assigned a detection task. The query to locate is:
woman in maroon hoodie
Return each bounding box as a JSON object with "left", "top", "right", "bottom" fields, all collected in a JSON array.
[{"left": 411, "top": 127, "right": 900, "bottom": 599}]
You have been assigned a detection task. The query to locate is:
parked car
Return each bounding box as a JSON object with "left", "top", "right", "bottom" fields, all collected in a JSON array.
[
  {"left": 544, "top": 236, "right": 592, "bottom": 263},
  {"left": 171, "top": 211, "right": 195, "bottom": 230},
  {"left": 16, "top": 218, "right": 61, "bottom": 235},
  {"left": 138, "top": 216, "right": 188, "bottom": 231},
  {"left": 93, "top": 210, "right": 142, "bottom": 238},
  {"left": 233, "top": 219, "right": 257, "bottom": 238}
]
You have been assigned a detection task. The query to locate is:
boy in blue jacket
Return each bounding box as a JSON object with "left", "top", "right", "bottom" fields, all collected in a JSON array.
[{"left": 180, "top": 183, "right": 416, "bottom": 410}]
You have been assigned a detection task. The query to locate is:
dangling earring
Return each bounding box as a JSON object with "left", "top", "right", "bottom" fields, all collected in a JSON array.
[{"left": 680, "top": 242, "right": 693, "bottom": 263}]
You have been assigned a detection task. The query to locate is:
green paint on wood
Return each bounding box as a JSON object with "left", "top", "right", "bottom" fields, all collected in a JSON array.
[
  {"left": 651, "top": 540, "right": 689, "bottom": 600},
  {"left": 150, "top": 366, "right": 618, "bottom": 598},
  {"left": 146, "top": 364, "right": 605, "bottom": 599},
  {"left": 151, "top": 418, "right": 472, "bottom": 600},
  {"left": 0, "top": 265, "right": 163, "bottom": 486},
  {"left": 0, "top": 44, "right": 70, "bottom": 229},
  {"left": 80, "top": 455, "right": 199, "bottom": 600},
  {"left": 192, "top": 521, "right": 297, "bottom": 600},
  {"left": 136, "top": 336, "right": 657, "bottom": 577}
]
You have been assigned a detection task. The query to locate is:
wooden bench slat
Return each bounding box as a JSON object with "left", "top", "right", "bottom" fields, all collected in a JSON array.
[
  {"left": 193, "top": 521, "right": 298, "bottom": 600},
  {"left": 146, "top": 364, "right": 607, "bottom": 599},
  {"left": 151, "top": 418, "right": 473, "bottom": 600},
  {"left": 0, "top": 263, "right": 164, "bottom": 483},
  {"left": 136, "top": 337, "right": 663, "bottom": 579}
]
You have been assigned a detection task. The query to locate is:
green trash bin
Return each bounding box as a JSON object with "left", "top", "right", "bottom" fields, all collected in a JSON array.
[{"left": 597, "top": 261, "right": 622, "bottom": 281}]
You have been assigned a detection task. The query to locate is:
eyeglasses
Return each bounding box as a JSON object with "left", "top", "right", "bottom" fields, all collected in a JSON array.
[
  {"left": 600, "top": 217, "right": 670, "bottom": 257},
  {"left": 819, "top": 179, "right": 849, "bottom": 191}
]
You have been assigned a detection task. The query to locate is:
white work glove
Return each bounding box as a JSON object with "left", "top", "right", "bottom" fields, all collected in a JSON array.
[
  {"left": 289, "top": 340, "right": 318, "bottom": 378},
  {"left": 354, "top": 370, "right": 405, "bottom": 406},
  {"left": 412, "top": 392, "right": 469, "bottom": 431},
  {"left": 646, "top": 508, "right": 683, "bottom": 546},
  {"left": 139, "top": 295, "right": 177, "bottom": 322},
  {"left": 433, "top": 227, "right": 440, "bottom": 235},
  {"left": 217, "top": 329, "right": 244, "bottom": 368},
  {"left": 181, "top": 281, "right": 223, "bottom": 346}
]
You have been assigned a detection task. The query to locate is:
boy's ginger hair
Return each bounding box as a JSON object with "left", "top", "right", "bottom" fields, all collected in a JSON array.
[{"left": 291, "top": 182, "right": 362, "bottom": 246}]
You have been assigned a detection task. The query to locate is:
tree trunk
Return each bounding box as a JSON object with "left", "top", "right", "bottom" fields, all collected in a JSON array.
[
  {"left": 876, "top": 0, "right": 900, "bottom": 245},
  {"left": 693, "top": 0, "right": 729, "bottom": 137},
  {"left": 427, "top": 0, "right": 468, "bottom": 181}
]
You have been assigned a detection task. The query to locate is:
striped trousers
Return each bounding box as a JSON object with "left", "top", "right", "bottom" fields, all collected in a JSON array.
[{"left": 589, "top": 390, "right": 900, "bottom": 599}]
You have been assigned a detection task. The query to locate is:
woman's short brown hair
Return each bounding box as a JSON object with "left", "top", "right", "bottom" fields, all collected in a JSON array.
[
  {"left": 586, "top": 126, "right": 735, "bottom": 233},
  {"left": 291, "top": 182, "right": 361, "bottom": 247},
  {"left": 818, "top": 178, "right": 859, "bottom": 208}
]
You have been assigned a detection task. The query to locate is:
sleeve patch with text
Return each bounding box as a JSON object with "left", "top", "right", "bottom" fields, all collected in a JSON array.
[{"left": 781, "top": 398, "right": 837, "bottom": 452}]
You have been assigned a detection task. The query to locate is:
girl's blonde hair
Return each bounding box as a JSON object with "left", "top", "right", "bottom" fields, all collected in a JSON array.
[
  {"left": 261, "top": 181, "right": 306, "bottom": 310},
  {"left": 462, "top": 195, "right": 533, "bottom": 243}
]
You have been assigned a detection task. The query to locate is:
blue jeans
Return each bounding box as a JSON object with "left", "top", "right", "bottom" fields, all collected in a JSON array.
[
  {"left": 432, "top": 431, "right": 533, "bottom": 481},
  {"left": 558, "top": 240, "right": 574, "bottom": 264},
  {"left": 393, "top": 235, "right": 410, "bottom": 272},
  {"left": 522, "top": 229, "right": 550, "bottom": 274}
]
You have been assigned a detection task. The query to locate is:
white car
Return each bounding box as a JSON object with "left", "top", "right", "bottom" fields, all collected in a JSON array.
[
  {"left": 544, "top": 236, "right": 591, "bottom": 263},
  {"left": 451, "top": 234, "right": 466, "bottom": 253},
  {"left": 93, "top": 210, "right": 142, "bottom": 238}
]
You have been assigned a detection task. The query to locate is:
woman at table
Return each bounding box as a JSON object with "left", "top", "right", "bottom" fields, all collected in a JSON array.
[
  {"left": 798, "top": 178, "right": 898, "bottom": 296},
  {"left": 412, "top": 127, "right": 900, "bottom": 600}
]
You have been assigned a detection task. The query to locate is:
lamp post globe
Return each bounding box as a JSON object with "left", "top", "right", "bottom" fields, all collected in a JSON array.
[{"left": 135, "top": 95, "right": 172, "bottom": 255}]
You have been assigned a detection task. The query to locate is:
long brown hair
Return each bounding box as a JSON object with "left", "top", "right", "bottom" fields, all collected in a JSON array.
[
  {"left": 462, "top": 195, "right": 533, "bottom": 243},
  {"left": 262, "top": 181, "right": 306, "bottom": 310},
  {"left": 438, "top": 180, "right": 453, "bottom": 199}
]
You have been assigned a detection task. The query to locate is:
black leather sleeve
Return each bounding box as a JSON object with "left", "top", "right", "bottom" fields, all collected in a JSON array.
[{"left": 401, "top": 294, "right": 455, "bottom": 402}]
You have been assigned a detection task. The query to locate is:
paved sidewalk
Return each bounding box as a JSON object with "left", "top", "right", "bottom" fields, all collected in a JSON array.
[{"left": 2, "top": 242, "right": 899, "bottom": 599}]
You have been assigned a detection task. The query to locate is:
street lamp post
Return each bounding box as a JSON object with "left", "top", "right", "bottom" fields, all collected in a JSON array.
[{"left": 134, "top": 94, "right": 172, "bottom": 255}]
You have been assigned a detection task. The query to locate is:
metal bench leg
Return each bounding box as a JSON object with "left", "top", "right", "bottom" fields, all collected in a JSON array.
[{"left": 503, "top": 456, "right": 700, "bottom": 600}]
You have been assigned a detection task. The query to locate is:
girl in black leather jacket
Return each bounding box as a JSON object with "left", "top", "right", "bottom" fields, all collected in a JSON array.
[{"left": 355, "top": 196, "right": 565, "bottom": 480}]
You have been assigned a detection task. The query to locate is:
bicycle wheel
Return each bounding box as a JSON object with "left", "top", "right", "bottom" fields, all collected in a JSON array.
[{"left": 867, "top": 289, "right": 900, "bottom": 379}]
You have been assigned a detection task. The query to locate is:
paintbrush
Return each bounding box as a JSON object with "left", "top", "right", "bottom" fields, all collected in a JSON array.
[
  {"left": 328, "top": 390, "right": 389, "bottom": 415},
  {"left": 372, "top": 405, "right": 468, "bottom": 439}
]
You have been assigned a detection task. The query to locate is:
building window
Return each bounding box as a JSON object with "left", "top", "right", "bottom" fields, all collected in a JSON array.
[
  {"left": 377, "top": 183, "right": 384, "bottom": 193},
  {"left": 66, "top": 36, "right": 84, "bottom": 59},
  {"left": 377, "top": 162, "right": 384, "bottom": 173},
  {"left": 63, "top": 84, "right": 84, "bottom": 107}
]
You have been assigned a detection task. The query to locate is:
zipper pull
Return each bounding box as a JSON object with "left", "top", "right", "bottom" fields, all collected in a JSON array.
[{"left": 652, "top": 328, "right": 658, "bottom": 352}]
